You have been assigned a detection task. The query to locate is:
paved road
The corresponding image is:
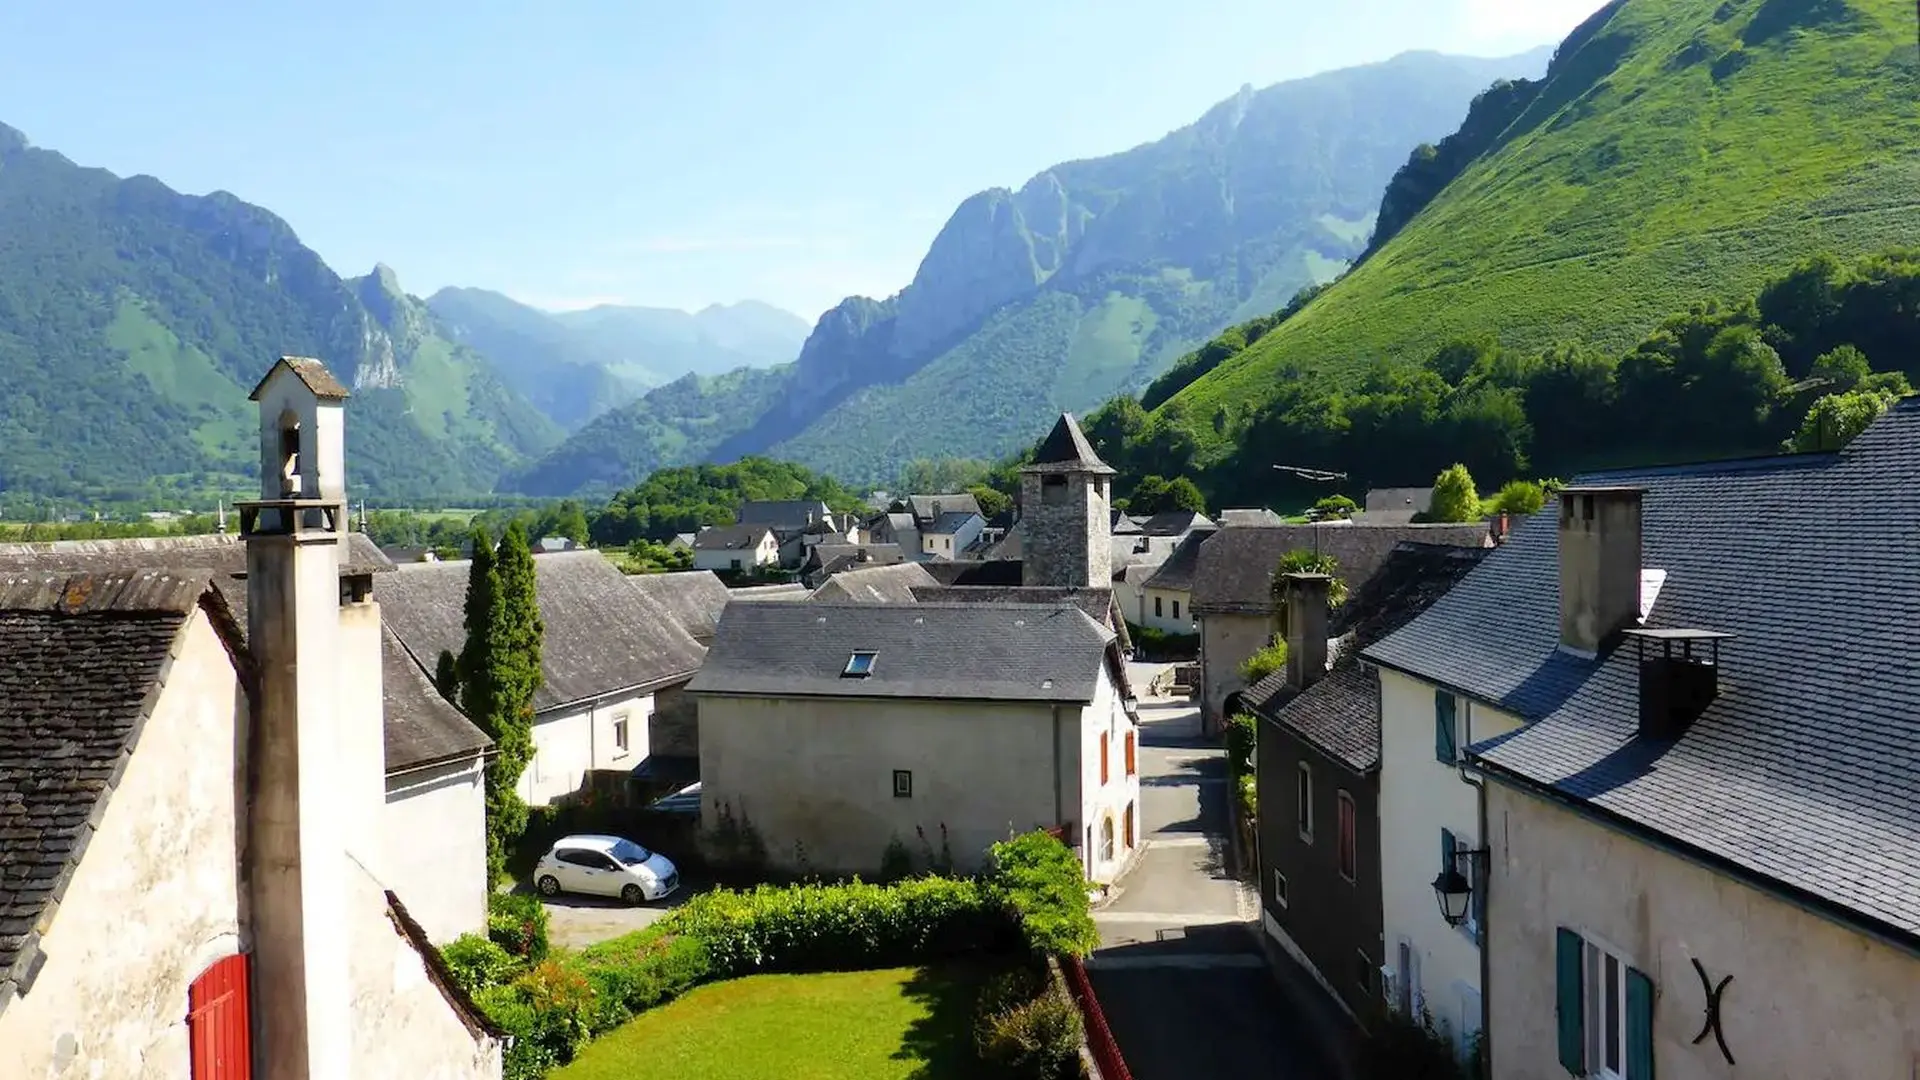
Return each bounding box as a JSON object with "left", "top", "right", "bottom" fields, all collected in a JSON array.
[
  {"left": 1088, "top": 682, "right": 1345, "bottom": 1080},
  {"left": 530, "top": 880, "right": 710, "bottom": 950}
]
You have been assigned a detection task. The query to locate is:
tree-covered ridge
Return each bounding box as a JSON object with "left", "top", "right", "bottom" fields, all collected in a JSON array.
[
  {"left": 515, "top": 48, "right": 1550, "bottom": 494},
  {"left": 1085, "top": 249, "right": 1919, "bottom": 510},
  {"left": 0, "top": 124, "right": 560, "bottom": 502},
  {"left": 587, "top": 457, "right": 867, "bottom": 547},
  {"left": 1159, "top": 0, "right": 1920, "bottom": 486}
]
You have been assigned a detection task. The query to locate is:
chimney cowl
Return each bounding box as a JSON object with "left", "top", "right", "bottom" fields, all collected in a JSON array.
[{"left": 1625, "top": 628, "right": 1733, "bottom": 739}]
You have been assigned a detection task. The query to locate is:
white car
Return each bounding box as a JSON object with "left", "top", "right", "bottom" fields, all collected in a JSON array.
[{"left": 533, "top": 834, "right": 680, "bottom": 905}]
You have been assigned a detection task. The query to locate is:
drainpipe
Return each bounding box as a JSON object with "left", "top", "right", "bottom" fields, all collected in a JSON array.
[
  {"left": 1456, "top": 702, "right": 1492, "bottom": 1077},
  {"left": 1050, "top": 705, "right": 1066, "bottom": 830}
]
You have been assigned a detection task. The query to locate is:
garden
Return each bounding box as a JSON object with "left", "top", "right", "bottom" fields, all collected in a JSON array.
[{"left": 442, "top": 830, "right": 1101, "bottom": 1080}]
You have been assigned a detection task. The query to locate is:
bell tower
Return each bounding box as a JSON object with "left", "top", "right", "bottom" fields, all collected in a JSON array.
[
  {"left": 239, "top": 356, "right": 353, "bottom": 1080},
  {"left": 1019, "top": 413, "right": 1115, "bottom": 589}
]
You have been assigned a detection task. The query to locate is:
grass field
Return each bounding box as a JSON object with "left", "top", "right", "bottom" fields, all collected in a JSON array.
[
  {"left": 1164, "top": 0, "right": 1920, "bottom": 459},
  {"left": 550, "top": 964, "right": 997, "bottom": 1080}
]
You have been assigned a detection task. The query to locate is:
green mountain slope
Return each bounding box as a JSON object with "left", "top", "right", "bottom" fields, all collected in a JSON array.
[
  {"left": 515, "top": 47, "right": 1550, "bottom": 495},
  {"left": 0, "top": 124, "right": 559, "bottom": 502},
  {"left": 1164, "top": 0, "right": 1920, "bottom": 473}
]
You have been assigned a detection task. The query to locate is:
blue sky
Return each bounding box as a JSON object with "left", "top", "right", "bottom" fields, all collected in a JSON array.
[{"left": 0, "top": 0, "right": 1604, "bottom": 322}]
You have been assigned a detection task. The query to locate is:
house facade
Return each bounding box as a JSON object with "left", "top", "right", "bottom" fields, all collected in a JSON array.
[
  {"left": 688, "top": 601, "right": 1140, "bottom": 881},
  {"left": 691, "top": 524, "right": 780, "bottom": 573},
  {"left": 0, "top": 356, "right": 501, "bottom": 1079},
  {"left": 921, "top": 511, "right": 985, "bottom": 560},
  {"left": 1136, "top": 527, "right": 1213, "bottom": 635},
  {"left": 1368, "top": 405, "right": 1920, "bottom": 1078}
]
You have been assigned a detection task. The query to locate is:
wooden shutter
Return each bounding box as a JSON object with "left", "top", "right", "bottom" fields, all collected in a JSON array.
[
  {"left": 188, "top": 953, "right": 252, "bottom": 1080},
  {"left": 1440, "top": 828, "right": 1456, "bottom": 880},
  {"left": 1555, "top": 928, "right": 1585, "bottom": 1076},
  {"left": 1124, "top": 730, "right": 1136, "bottom": 776},
  {"left": 1435, "top": 691, "right": 1458, "bottom": 761},
  {"left": 1626, "top": 966, "right": 1655, "bottom": 1080},
  {"left": 1100, "top": 733, "right": 1109, "bottom": 785}
]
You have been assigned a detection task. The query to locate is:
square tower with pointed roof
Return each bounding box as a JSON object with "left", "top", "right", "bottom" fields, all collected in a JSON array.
[{"left": 1019, "top": 413, "right": 1116, "bottom": 589}]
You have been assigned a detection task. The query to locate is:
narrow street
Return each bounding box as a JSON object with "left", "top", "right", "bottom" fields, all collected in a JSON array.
[{"left": 1086, "top": 667, "right": 1346, "bottom": 1079}]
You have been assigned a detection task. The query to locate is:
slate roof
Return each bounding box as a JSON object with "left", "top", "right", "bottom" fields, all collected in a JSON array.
[
  {"left": 1245, "top": 543, "right": 1490, "bottom": 772},
  {"left": 1025, "top": 413, "right": 1116, "bottom": 475},
  {"left": 909, "top": 584, "right": 1135, "bottom": 665},
  {"left": 726, "top": 582, "right": 810, "bottom": 601},
  {"left": 1138, "top": 509, "right": 1215, "bottom": 536},
  {"left": 692, "top": 524, "right": 772, "bottom": 552},
  {"left": 922, "top": 560, "right": 1025, "bottom": 586},
  {"left": 908, "top": 494, "right": 982, "bottom": 525},
  {"left": 928, "top": 510, "right": 983, "bottom": 535},
  {"left": 1364, "top": 487, "right": 1433, "bottom": 518},
  {"left": 1141, "top": 528, "right": 1216, "bottom": 592},
  {"left": 736, "top": 500, "right": 831, "bottom": 529},
  {"left": 0, "top": 571, "right": 239, "bottom": 1009},
  {"left": 624, "top": 570, "right": 734, "bottom": 645},
  {"left": 381, "top": 551, "right": 707, "bottom": 713},
  {"left": 1367, "top": 399, "right": 1920, "bottom": 945},
  {"left": 0, "top": 534, "right": 490, "bottom": 773},
  {"left": 1111, "top": 511, "right": 1145, "bottom": 535},
  {"left": 687, "top": 602, "right": 1115, "bottom": 703},
  {"left": 810, "top": 562, "right": 940, "bottom": 603},
  {"left": 1190, "top": 523, "right": 1490, "bottom": 616},
  {"left": 807, "top": 543, "right": 907, "bottom": 570},
  {"left": 1218, "top": 508, "right": 1284, "bottom": 527},
  {"left": 249, "top": 355, "right": 351, "bottom": 401}
]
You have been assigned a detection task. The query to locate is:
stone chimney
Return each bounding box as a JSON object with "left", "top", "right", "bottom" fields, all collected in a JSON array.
[
  {"left": 1283, "top": 572, "right": 1332, "bottom": 690},
  {"left": 1558, "top": 486, "right": 1645, "bottom": 656},
  {"left": 238, "top": 356, "right": 355, "bottom": 1080}
]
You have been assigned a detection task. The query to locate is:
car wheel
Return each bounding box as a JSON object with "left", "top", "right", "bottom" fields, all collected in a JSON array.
[
  {"left": 622, "top": 884, "right": 645, "bottom": 905},
  {"left": 537, "top": 875, "right": 561, "bottom": 897}
]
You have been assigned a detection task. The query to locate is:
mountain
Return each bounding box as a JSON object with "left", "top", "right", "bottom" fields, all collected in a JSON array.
[
  {"left": 513, "top": 47, "right": 1553, "bottom": 495},
  {"left": 1153, "top": 0, "right": 1920, "bottom": 491},
  {"left": 0, "top": 124, "right": 560, "bottom": 502},
  {"left": 424, "top": 289, "right": 808, "bottom": 429}
]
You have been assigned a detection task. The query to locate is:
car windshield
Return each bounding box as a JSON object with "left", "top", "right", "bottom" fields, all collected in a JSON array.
[{"left": 608, "top": 839, "right": 652, "bottom": 866}]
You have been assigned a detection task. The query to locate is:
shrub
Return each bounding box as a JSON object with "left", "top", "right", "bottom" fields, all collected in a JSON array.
[
  {"left": 487, "top": 891, "right": 550, "bottom": 962},
  {"left": 1429, "top": 464, "right": 1481, "bottom": 523},
  {"left": 1359, "top": 1007, "right": 1480, "bottom": 1080},
  {"left": 1126, "top": 622, "right": 1200, "bottom": 660},
  {"left": 1239, "top": 640, "right": 1288, "bottom": 684},
  {"left": 441, "top": 933, "right": 525, "bottom": 996},
  {"left": 976, "top": 978, "right": 1085, "bottom": 1079},
  {"left": 1225, "top": 713, "right": 1256, "bottom": 779},
  {"left": 1313, "top": 494, "right": 1358, "bottom": 518},
  {"left": 880, "top": 836, "right": 915, "bottom": 881},
  {"left": 986, "top": 831, "right": 1099, "bottom": 959}
]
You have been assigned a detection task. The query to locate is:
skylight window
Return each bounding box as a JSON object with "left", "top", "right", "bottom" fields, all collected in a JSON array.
[{"left": 844, "top": 651, "right": 878, "bottom": 678}]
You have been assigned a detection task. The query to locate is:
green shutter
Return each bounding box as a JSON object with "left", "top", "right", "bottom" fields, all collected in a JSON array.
[
  {"left": 1441, "top": 828, "right": 1457, "bottom": 874},
  {"left": 1556, "top": 927, "right": 1585, "bottom": 1075},
  {"left": 1626, "top": 966, "right": 1655, "bottom": 1080},
  {"left": 1435, "top": 691, "right": 1458, "bottom": 761}
]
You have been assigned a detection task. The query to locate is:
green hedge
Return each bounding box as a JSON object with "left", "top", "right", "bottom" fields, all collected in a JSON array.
[
  {"left": 1126, "top": 621, "right": 1200, "bottom": 660},
  {"left": 448, "top": 828, "right": 1093, "bottom": 1079},
  {"left": 1227, "top": 712, "right": 1257, "bottom": 821}
]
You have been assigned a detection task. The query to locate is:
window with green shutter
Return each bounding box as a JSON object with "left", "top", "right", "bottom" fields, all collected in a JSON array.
[
  {"left": 1625, "top": 967, "right": 1655, "bottom": 1080},
  {"left": 1435, "top": 690, "right": 1458, "bottom": 762},
  {"left": 1556, "top": 927, "right": 1585, "bottom": 1075}
]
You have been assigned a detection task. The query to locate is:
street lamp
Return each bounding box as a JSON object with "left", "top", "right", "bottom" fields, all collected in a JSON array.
[{"left": 1431, "top": 846, "right": 1488, "bottom": 927}]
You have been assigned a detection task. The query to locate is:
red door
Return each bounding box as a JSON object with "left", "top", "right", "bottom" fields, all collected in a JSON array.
[{"left": 188, "top": 953, "right": 252, "bottom": 1079}]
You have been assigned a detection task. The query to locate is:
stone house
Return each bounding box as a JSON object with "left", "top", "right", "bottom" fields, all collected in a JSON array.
[
  {"left": 380, "top": 550, "right": 707, "bottom": 807},
  {"left": 1136, "top": 527, "right": 1214, "bottom": 635},
  {"left": 1368, "top": 402, "right": 1920, "bottom": 1078},
  {"left": 1192, "top": 522, "right": 1491, "bottom": 736},
  {"left": 1244, "top": 543, "right": 1487, "bottom": 1024},
  {"left": 690, "top": 524, "right": 780, "bottom": 573},
  {"left": 0, "top": 357, "right": 502, "bottom": 1079},
  {"left": 0, "top": 536, "right": 494, "bottom": 947},
  {"left": 688, "top": 601, "right": 1140, "bottom": 881}
]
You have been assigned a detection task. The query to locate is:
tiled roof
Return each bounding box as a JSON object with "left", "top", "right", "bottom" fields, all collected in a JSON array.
[
  {"left": 1138, "top": 509, "right": 1215, "bottom": 536},
  {"left": 908, "top": 494, "right": 982, "bottom": 525},
  {"left": 1218, "top": 508, "right": 1284, "bottom": 527},
  {"left": 810, "top": 562, "right": 940, "bottom": 603},
  {"left": 0, "top": 531, "right": 394, "bottom": 578},
  {"left": 692, "top": 524, "right": 771, "bottom": 551},
  {"left": 922, "top": 560, "right": 1024, "bottom": 586},
  {"left": 1141, "top": 529, "right": 1216, "bottom": 592},
  {"left": 1364, "top": 487, "right": 1433, "bottom": 515},
  {"left": 726, "top": 582, "right": 810, "bottom": 601},
  {"left": 909, "top": 584, "right": 1134, "bottom": 666},
  {"left": 1111, "top": 511, "right": 1145, "bottom": 535},
  {"left": 382, "top": 625, "right": 493, "bottom": 772},
  {"left": 1190, "top": 523, "right": 1490, "bottom": 615},
  {"left": 381, "top": 551, "right": 706, "bottom": 713},
  {"left": 736, "top": 500, "right": 831, "bottom": 529},
  {"left": 1025, "top": 413, "right": 1116, "bottom": 475},
  {"left": 0, "top": 571, "right": 234, "bottom": 1010},
  {"left": 928, "top": 511, "right": 982, "bottom": 535},
  {"left": 1367, "top": 400, "right": 1920, "bottom": 944},
  {"left": 1245, "top": 542, "right": 1490, "bottom": 771},
  {"left": 687, "top": 602, "right": 1114, "bottom": 703},
  {"left": 249, "top": 355, "right": 351, "bottom": 401},
  {"left": 625, "top": 570, "right": 734, "bottom": 644}
]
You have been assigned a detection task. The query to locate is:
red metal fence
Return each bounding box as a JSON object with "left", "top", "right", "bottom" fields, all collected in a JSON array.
[{"left": 1061, "top": 954, "right": 1133, "bottom": 1080}]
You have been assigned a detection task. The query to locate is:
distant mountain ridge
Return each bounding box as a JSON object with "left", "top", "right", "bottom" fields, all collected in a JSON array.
[{"left": 514, "top": 46, "right": 1554, "bottom": 495}]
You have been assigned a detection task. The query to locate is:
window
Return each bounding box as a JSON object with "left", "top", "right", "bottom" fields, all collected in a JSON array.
[
  {"left": 1555, "top": 928, "right": 1654, "bottom": 1080},
  {"left": 844, "top": 651, "right": 878, "bottom": 678},
  {"left": 188, "top": 953, "right": 251, "bottom": 1079},
  {"left": 1123, "top": 800, "right": 1135, "bottom": 847},
  {"left": 612, "top": 712, "right": 630, "bottom": 754},
  {"left": 1154, "top": 596, "right": 1164, "bottom": 617},
  {"left": 1435, "top": 690, "right": 1460, "bottom": 763},
  {"left": 1172, "top": 599, "right": 1181, "bottom": 621},
  {"left": 1042, "top": 475, "right": 1068, "bottom": 505},
  {"left": 1296, "top": 762, "right": 1314, "bottom": 842},
  {"left": 1354, "top": 951, "right": 1374, "bottom": 998},
  {"left": 731, "top": 557, "right": 743, "bottom": 570},
  {"left": 1100, "top": 816, "right": 1115, "bottom": 862},
  {"left": 1124, "top": 730, "right": 1136, "bottom": 777},
  {"left": 892, "top": 769, "right": 913, "bottom": 798},
  {"left": 1337, "top": 791, "right": 1357, "bottom": 882},
  {"left": 1099, "top": 733, "right": 1110, "bottom": 785},
  {"left": 1271, "top": 869, "right": 1289, "bottom": 909}
]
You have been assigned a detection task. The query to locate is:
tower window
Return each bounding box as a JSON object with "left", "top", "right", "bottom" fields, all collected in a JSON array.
[
  {"left": 278, "top": 414, "right": 302, "bottom": 497},
  {"left": 1041, "top": 475, "right": 1068, "bottom": 506}
]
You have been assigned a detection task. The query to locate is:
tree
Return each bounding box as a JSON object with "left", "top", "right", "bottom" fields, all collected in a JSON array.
[
  {"left": 1268, "top": 550, "right": 1348, "bottom": 641},
  {"left": 1488, "top": 479, "right": 1546, "bottom": 516},
  {"left": 1429, "top": 464, "right": 1480, "bottom": 523},
  {"left": 966, "top": 483, "right": 1012, "bottom": 519},
  {"left": 459, "top": 522, "right": 545, "bottom": 883},
  {"left": 1808, "top": 345, "right": 1871, "bottom": 391},
  {"left": 1129, "top": 474, "right": 1206, "bottom": 515},
  {"left": 1313, "top": 495, "right": 1358, "bottom": 519},
  {"left": 1791, "top": 386, "right": 1906, "bottom": 451}
]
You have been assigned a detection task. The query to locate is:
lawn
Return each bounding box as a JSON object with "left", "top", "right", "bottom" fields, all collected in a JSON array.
[{"left": 550, "top": 964, "right": 998, "bottom": 1080}]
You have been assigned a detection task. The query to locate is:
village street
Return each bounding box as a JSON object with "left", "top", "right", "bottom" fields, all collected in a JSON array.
[{"left": 1086, "top": 666, "right": 1351, "bottom": 1079}]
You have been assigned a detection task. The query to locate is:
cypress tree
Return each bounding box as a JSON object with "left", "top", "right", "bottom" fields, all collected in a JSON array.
[{"left": 457, "top": 524, "right": 547, "bottom": 883}]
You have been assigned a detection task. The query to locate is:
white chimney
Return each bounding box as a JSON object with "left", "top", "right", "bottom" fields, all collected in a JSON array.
[
  {"left": 1557, "top": 486, "right": 1645, "bottom": 656},
  {"left": 239, "top": 356, "right": 354, "bottom": 1080}
]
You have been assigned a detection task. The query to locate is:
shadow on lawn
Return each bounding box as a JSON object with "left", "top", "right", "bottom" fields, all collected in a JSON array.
[{"left": 894, "top": 959, "right": 1003, "bottom": 1079}]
